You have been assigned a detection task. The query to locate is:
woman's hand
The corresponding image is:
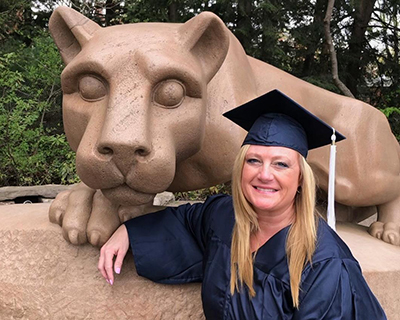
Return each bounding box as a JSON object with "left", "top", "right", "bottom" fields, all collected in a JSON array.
[{"left": 98, "top": 224, "right": 129, "bottom": 285}]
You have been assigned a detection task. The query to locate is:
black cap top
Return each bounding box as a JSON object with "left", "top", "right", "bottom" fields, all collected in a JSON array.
[{"left": 223, "top": 89, "right": 345, "bottom": 158}]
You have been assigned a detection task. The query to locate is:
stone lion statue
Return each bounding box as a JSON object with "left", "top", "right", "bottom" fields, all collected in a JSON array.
[{"left": 48, "top": 7, "right": 400, "bottom": 247}]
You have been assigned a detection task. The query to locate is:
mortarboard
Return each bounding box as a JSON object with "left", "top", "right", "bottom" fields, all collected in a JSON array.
[
  {"left": 223, "top": 89, "right": 346, "bottom": 230},
  {"left": 222, "top": 89, "right": 345, "bottom": 158}
]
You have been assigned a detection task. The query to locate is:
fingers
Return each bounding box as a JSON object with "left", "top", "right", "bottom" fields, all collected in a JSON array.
[
  {"left": 98, "top": 242, "right": 116, "bottom": 284},
  {"left": 114, "top": 249, "right": 126, "bottom": 275},
  {"left": 98, "top": 224, "right": 130, "bottom": 285},
  {"left": 104, "top": 248, "right": 117, "bottom": 285},
  {"left": 97, "top": 248, "right": 108, "bottom": 280}
]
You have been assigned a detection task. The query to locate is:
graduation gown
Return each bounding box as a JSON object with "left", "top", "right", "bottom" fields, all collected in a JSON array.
[{"left": 125, "top": 194, "right": 386, "bottom": 320}]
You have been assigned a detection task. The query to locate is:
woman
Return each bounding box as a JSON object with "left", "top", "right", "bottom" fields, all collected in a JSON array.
[{"left": 98, "top": 90, "right": 386, "bottom": 319}]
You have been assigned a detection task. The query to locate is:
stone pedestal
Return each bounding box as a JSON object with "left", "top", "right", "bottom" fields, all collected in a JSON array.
[
  {"left": 336, "top": 223, "right": 400, "bottom": 320},
  {"left": 0, "top": 203, "right": 399, "bottom": 319},
  {"left": 0, "top": 203, "right": 203, "bottom": 320}
]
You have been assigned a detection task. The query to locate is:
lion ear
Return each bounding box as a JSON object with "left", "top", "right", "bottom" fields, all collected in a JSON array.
[
  {"left": 178, "top": 12, "right": 230, "bottom": 82},
  {"left": 49, "top": 7, "right": 101, "bottom": 64}
]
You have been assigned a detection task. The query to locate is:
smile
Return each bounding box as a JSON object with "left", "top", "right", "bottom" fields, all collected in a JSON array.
[{"left": 254, "top": 186, "right": 277, "bottom": 192}]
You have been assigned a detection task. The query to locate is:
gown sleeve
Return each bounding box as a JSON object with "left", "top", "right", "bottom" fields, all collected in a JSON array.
[
  {"left": 124, "top": 195, "right": 224, "bottom": 285},
  {"left": 293, "top": 258, "right": 387, "bottom": 320}
]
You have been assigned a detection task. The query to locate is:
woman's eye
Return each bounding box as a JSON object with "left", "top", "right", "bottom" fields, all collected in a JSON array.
[
  {"left": 276, "top": 161, "right": 289, "bottom": 168},
  {"left": 153, "top": 80, "right": 185, "bottom": 108},
  {"left": 246, "top": 158, "right": 261, "bottom": 165},
  {"left": 78, "top": 75, "right": 107, "bottom": 101}
]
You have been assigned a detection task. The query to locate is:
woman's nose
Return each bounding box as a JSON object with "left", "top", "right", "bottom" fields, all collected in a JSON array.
[{"left": 258, "top": 165, "right": 274, "bottom": 181}]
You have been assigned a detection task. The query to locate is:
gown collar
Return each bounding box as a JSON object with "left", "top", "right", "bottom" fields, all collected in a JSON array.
[{"left": 253, "top": 224, "right": 291, "bottom": 274}]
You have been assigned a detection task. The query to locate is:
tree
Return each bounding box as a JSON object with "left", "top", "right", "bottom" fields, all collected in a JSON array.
[
  {"left": 0, "top": 33, "right": 78, "bottom": 185},
  {"left": 343, "top": 0, "right": 377, "bottom": 96},
  {"left": 324, "top": 0, "right": 354, "bottom": 97}
]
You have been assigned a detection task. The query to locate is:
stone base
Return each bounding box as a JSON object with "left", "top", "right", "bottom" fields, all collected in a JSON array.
[
  {"left": 336, "top": 223, "right": 400, "bottom": 320},
  {"left": 0, "top": 204, "right": 399, "bottom": 319},
  {"left": 0, "top": 203, "right": 203, "bottom": 320}
]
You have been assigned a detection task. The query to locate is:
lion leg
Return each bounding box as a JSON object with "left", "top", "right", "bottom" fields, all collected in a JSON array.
[
  {"left": 117, "top": 197, "right": 164, "bottom": 223},
  {"left": 316, "top": 194, "right": 377, "bottom": 223},
  {"left": 86, "top": 190, "right": 121, "bottom": 247},
  {"left": 50, "top": 185, "right": 165, "bottom": 247},
  {"left": 49, "top": 183, "right": 96, "bottom": 245},
  {"left": 49, "top": 188, "right": 71, "bottom": 226},
  {"left": 369, "top": 195, "right": 400, "bottom": 246}
]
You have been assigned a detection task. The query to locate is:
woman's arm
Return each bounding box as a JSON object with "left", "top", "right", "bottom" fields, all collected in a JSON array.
[
  {"left": 97, "top": 195, "right": 228, "bottom": 286},
  {"left": 98, "top": 224, "right": 129, "bottom": 285}
]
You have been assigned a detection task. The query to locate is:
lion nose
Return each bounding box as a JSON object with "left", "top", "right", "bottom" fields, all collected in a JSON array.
[
  {"left": 97, "top": 143, "right": 151, "bottom": 158},
  {"left": 96, "top": 140, "right": 152, "bottom": 177},
  {"left": 95, "top": 114, "right": 152, "bottom": 160}
]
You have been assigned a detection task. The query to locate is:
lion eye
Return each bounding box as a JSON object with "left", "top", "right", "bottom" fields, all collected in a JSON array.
[
  {"left": 78, "top": 76, "right": 107, "bottom": 101},
  {"left": 153, "top": 80, "right": 185, "bottom": 108}
]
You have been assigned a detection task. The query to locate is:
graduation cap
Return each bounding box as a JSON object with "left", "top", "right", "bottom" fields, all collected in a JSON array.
[
  {"left": 223, "top": 89, "right": 345, "bottom": 158},
  {"left": 223, "top": 89, "right": 346, "bottom": 231}
]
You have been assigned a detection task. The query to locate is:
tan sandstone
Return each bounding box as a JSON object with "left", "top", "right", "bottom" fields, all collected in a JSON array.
[{"left": 1, "top": 203, "right": 399, "bottom": 319}]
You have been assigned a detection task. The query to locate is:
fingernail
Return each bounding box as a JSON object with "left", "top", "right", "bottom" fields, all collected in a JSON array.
[
  {"left": 110, "top": 279, "right": 113, "bottom": 285},
  {"left": 115, "top": 267, "right": 121, "bottom": 274},
  {"left": 106, "top": 279, "right": 110, "bottom": 284}
]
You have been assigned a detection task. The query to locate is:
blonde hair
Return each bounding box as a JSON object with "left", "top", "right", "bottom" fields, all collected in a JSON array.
[{"left": 230, "top": 145, "right": 317, "bottom": 308}]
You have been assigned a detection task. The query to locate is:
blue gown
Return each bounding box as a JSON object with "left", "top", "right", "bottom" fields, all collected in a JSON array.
[{"left": 124, "top": 195, "right": 387, "bottom": 319}]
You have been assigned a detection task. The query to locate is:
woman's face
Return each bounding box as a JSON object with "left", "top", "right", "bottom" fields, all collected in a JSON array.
[{"left": 241, "top": 145, "right": 301, "bottom": 217}]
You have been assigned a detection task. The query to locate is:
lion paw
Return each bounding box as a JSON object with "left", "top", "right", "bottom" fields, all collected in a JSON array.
[
  {"left": 368, "top": 221, "right": 400, "bottom": 246},
  {"left": 49, "top": 183, "right": 120, "bottom": 247}
]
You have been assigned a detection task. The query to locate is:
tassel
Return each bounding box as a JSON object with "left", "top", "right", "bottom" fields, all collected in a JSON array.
[{"left": 327, "top": 128, "right": 336, "bottom": 231}]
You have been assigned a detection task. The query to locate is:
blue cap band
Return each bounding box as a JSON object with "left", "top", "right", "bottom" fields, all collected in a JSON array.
[{"left": 242, "top": 113, "right": 309, "bottom": 158}]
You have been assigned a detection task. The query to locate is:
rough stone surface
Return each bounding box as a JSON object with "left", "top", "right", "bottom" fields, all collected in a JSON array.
[
  {"left": 153, "top": 192, "right": 175, "bottom": 206},
  {"left": 338, "top": 223, "right": 400, "bottom": 320},
  {"left": 1, "top": 204, "right": 399, "bottom": 319},
  {"left": 0, "top": 185, "right": 73, "bottom": 201},
  {"left": 0, "top": 203, "right": 203, "bottom": 320},
  {"left": 0, "top": 185, "right": 174, "bottom": 207}
]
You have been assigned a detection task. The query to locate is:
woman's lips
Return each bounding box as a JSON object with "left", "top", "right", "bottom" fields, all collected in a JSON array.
[{"left": 254, "top": 186, "right": 278, "bottom": 193}]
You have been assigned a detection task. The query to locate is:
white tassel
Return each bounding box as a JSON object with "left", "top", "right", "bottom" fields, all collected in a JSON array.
[{"left": 327, "top": 129, "right": 336, "bottom": 231}]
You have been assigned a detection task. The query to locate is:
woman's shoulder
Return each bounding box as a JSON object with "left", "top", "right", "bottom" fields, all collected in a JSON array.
[
  {"left": 300, "top": 219, "right": 362, "bottom": 296},
  {"left": 202, "top": 194, "right": 233, "bottom": 209},
  {"left": 312, "top": 217, "right": 357, "bottom": 264},
  {"left": 201, "top": 194, "right": 235, "bottom": 243}
]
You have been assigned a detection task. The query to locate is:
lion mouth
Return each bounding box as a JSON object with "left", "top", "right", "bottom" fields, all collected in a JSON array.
[{"left": 101, "top": 183, "right": 156, "bottom": 206}]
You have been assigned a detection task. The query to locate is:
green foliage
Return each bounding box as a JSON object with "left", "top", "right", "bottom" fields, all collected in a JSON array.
[
  {"left": 380, "top": 106, "right": 400, "bottom": 141},
  {"left": 0, "top": 32, "right": 79, "bottom": 186},
  {"left": 1, "top": 0, "right": 399, "bottom": 189},
  {"left": 174, "top": 183, "right": 232, "bottom": 201},
  {"left": 301, "top": 76, "right": 341, "bottom": 94},
  {"left": 380, "top": 107, "right": 400, "bottom": 117},
  {"left": 0, "top": 0, "right": 31, "bottom": 43}
]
